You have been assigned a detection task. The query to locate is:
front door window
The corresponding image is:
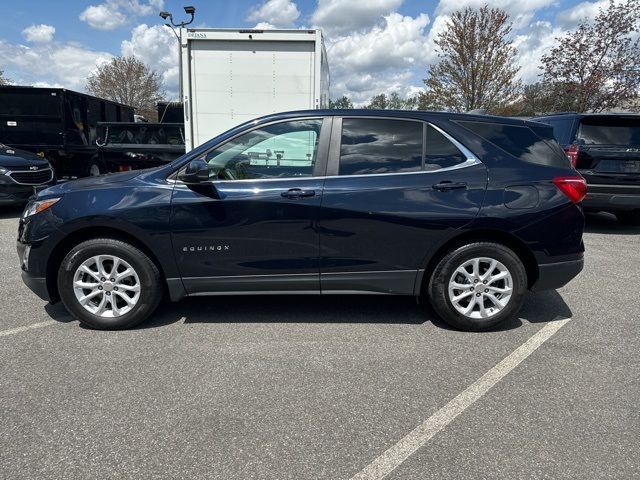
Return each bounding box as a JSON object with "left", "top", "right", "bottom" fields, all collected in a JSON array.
[{"left": 201, "top": 119, "right": 322, "bottom": 180}]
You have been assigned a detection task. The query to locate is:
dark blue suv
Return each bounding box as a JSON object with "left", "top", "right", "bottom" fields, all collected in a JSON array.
[{"left": 17, "top": 110, "right": 586, "bottom": 331}]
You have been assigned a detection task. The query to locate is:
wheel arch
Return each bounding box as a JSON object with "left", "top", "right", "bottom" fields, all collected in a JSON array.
[
  {"left": 415, "top": 229, "right": 539, "bottom": 296},
  {"left": 46, "top": 226, "right": 168, "bottom": 303}
]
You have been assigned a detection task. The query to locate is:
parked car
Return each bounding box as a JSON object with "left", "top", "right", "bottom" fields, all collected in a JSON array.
[
  {"left": 533, "top": 113, "right": 640, "bottom": 224},
  {"left": 0, "top": 143, "right": 56, "bottom": 206},
  {"left": 17, "top": 110, "right": 586, "bottom": 331}
]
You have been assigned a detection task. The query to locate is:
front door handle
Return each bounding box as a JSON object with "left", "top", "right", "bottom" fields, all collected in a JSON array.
[
  {"left": 281, "top": 188, "right": 316, "bottom": 199},
  {"left": 432, "top": 181, "right": 468, "bottom": 192}
]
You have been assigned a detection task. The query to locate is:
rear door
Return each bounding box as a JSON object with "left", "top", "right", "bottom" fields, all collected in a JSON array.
[{"left": 318, "top": 117, "right": 488, "bottom": 295}]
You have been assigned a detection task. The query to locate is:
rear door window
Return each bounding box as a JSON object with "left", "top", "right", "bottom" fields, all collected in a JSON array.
[
  {"left": 577, "top": 117, "right": 640, "bottom": 146},
  {"left": 339, "top": 118, "right": 423, "bottom": 175},
  {"left": 456, "top": 120, "right": 570, "bottom": 168}
]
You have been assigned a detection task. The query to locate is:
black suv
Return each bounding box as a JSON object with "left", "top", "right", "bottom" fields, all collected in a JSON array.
[
  {"left": 18, "top": 110, "right": 586, "bottom": 331},
  {"left": 533, "top": 113, "right": 640, "bottom": 224}
]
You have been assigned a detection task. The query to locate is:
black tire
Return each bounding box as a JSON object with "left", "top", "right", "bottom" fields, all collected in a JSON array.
[
  {"left": 57, "top": 238, "right": 162, "bottom": 330},
  {"left": 615, "top": 210, "right": 640, "bottom": 225},
  {"left": 427, "top": 242, "right": 527, "bottom": 331}
]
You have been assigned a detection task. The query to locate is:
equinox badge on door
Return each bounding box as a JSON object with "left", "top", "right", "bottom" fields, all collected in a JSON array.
[{"left": 182, "top": 245, "right": 230, "bottom": 252}]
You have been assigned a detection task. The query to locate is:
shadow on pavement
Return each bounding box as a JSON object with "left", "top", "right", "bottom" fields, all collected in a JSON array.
[
  {"left": 46, "top": 289, "right": 573, "bottom": 333},
  {"left": 584, "top": 211, "right": 640, "bottom": 235}
]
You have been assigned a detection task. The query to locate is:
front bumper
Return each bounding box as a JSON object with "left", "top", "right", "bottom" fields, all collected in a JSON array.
[
  {"left": 0, "top": 176, "right": 56, "bottom": 205},
  {"left": 531, "top": 257, "right": 584, "bottom": 291},
  {"left": 21, "top": 270, "right": 50, "bottom": 302}
]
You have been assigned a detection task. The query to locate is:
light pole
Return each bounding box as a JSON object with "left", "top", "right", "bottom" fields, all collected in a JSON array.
[{"left": 159, "top": 6, "right": 196, "bottom": 103}]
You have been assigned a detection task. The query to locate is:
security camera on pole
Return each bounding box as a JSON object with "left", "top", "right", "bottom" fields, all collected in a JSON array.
[{"left": 159, "top": 6, "right": 196, "bottom": 102}]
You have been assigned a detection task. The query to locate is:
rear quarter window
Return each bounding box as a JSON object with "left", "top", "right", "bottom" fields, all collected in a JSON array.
[{"left": 456, "top": 120, "right": 570, "bottom": 168}]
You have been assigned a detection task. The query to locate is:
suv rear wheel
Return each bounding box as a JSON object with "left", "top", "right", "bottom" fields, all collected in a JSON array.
[
  {"left": 427, "top": 242, "right": 527, "bottom": 331},
  {"left": 57, "top": 238, "right": 162, "bottom": 329}
]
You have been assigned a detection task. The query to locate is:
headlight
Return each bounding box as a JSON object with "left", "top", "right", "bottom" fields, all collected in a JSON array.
[
  {"left": 0, "top": 167, "right": 7, "bottom": 175},
  {"left": 23, "top": 197, "right": 61, "bottom": 218}
]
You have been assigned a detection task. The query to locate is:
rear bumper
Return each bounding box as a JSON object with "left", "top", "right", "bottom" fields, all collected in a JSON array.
[
  {"left": 531, "top": 258, "right": 584, "bottom": 291},
  {"left": 582, "top": 183, "right": 640, "bottom": 211}
]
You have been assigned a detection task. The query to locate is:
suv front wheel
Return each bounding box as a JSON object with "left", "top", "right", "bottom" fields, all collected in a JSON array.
[
  {"left": 58, "top": 238, "right": 162, "bottom": 329},
  {"left": 428, "top": 242, "right": 527, "bottom": 331}
]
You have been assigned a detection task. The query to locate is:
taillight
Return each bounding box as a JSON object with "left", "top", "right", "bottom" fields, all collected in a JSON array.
[
  {"left": 553, "top": 176, "right": 587, "bottom": 203},
  {"left": 564, "top": 144, "right": 579, "bottom": 168}
]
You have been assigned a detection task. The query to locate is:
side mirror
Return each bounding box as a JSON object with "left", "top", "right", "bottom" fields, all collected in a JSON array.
[{"left": 178, "top": 159, "right": 209, "bottom": 184}]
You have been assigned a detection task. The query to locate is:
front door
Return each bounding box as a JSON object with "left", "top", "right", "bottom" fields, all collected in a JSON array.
[
  {"left": 319, "top": 117, "right": 488, "bottom": 295},
  {"left": 170, "top": 117, "right": 330, "bottom": 294}
]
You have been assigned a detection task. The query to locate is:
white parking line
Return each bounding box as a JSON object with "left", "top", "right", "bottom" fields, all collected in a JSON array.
[
  {"left": 0, "top": 320, "right": 57, "bottom": 338},
  {"left": 350, "top": 318, "right": 571, "bottom": 480}
]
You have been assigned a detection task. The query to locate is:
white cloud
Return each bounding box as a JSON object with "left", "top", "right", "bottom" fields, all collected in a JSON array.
[
  {"left": 436, "top": 0, "right": 554, "bottom": 16},
  {"left": 326, "top": 12, "right": 433, "bottom": 104},
  {"left": 121, "top": 24, "right": 179, "bottom": 99},
  {"left": 436, "top": 0, "right": 555, "bottom": 30},
  {"left": 513, "top": 21, "right": 564, "bottom": 83},
  {"left": 253, "top": 22, "right": 277, "bottom": 30},
  {"left": 22, "top": 24, "right": 56, "bottom": 43},
  {"left": 246, "top": 0, "right": 300, "bottom": 28},
  {"left": 80, "top": 0, "right": 164, "bottom": 30},
  {"left": 556, "top": 0, "right": 611, "bottom": 27},
  {"left": 0, "top": 39, "right": 112, "bottom": 91},
  {"left": 311, "top": 0, "right": 403, "bottom": 35}
]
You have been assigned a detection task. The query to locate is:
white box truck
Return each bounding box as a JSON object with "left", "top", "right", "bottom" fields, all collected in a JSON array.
[{"left": 180, "top": 28, "right": 330, "bottom": 151}]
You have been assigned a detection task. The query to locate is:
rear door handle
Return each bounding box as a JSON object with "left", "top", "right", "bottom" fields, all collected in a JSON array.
[
  {"left": 432, "top": 181, "right": 468, "bottom": 191},
  {"left": 281, "top": 188, "right": 316, "bottom": 199}
]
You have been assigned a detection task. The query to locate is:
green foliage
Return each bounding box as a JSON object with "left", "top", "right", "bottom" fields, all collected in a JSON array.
[{"left": 329, "top": 95, "right": 354, "bottom": 109}]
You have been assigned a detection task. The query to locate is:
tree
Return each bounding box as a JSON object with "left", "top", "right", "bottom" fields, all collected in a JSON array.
[
  {"left": 87, "top": 56, "right": 164, "bottom": 120},
  {"left": 0, "top": 69, "right": 9, "bottom": 85},
  {"left": 329, "top": 95, "right": 354, "bottom": 109},
  {"left": 364, "top": 92, "right": 419, "bottom": 110},
  {"left": 424, "top": 6, "right": 521, "bottom": 113},
  {"left": 365, "top": 93, "right": 389, "bottom": 109},
  {"left": 541, "top": 0, "right": 640, "bottom": 112}
]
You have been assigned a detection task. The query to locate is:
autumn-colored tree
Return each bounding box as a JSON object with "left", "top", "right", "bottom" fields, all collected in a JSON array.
[
  {"left": 329, "top": 95, "right": 354, "bottom": 109},
  {"left": 87, "top": 56, "right": 164, "bottom": 121},
  {"left": 424, "top": 5, "right": 520, "bottom": 113},
  {"left": 541, "top": 0, "right": 640, "bottom": 112}
]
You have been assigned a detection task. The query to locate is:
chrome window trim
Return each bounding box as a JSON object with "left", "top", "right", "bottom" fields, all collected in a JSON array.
[{"left": 169, "top": 115, "right": 483, "bottom": 185}]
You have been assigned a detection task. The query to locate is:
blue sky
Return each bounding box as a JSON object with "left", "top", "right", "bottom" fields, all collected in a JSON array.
[{"left": 0, "top": 0, "right": 610, "bottom": 105}]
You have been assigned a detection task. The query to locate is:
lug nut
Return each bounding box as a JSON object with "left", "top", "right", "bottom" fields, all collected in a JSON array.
[
  {"left": 110, "top": 278, "right": 115, "bottom": 282},
  {"left": 114, "top": 287, "right": 118, "bottom": 291},
  {"left": 98, "top": 286, "right": 103, "bottom": 290},
  {"left": 474, "top": 279, "right": 479, "bottom": 283},
  {"left": 106, "top": 291, "right": 111, "bottom": 296},
  {"left": 476, "top": 293, "right": 481, "bottom": 297},
  {"left": 483, "top": 280, "right": 487, "bottom": 284},
  {"left": 485, "top": 289, "right": 489, "bottom": 293},
  {"left": 101, "top": 277, "right": 106, "bottom": 282}
]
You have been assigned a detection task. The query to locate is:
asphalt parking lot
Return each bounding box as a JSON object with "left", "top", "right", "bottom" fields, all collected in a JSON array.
[{"left": 0, "top": 206, "right": 638, "bottom": 479}]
